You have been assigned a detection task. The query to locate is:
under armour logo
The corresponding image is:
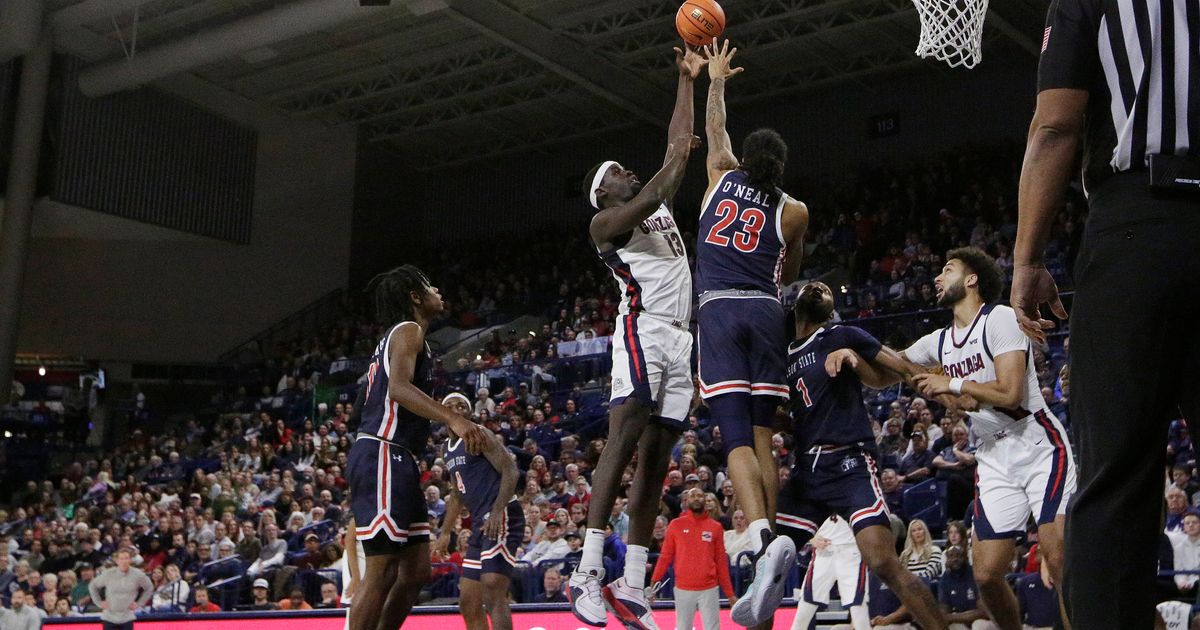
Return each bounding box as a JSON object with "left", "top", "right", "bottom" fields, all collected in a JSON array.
[
  {"left": 614, "top": 378, "right": 624, "bottom": 388},
  {"left": 993, "top": 430, "right": 1008, "bottom": 441},
  {"left": 392, "top": 454, "right": 404, "bottom": 463}
]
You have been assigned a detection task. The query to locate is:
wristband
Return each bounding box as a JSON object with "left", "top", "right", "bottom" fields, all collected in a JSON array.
[{"left": 949, "top": 377, "right": 964, "bottom": 395}]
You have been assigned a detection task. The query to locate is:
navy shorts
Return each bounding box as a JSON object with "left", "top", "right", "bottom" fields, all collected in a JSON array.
[
  {"left": 696, "top": 294, "right": 789, "bottom": 400},
  {"left": 348, "top": 436, "right": 431, "bottom": 554},
  {"left": 462, "top": 501, "right": 525, "bottom": 580},
  {"left": 777, "top": 448, "right": 892, "bottom": 546}
]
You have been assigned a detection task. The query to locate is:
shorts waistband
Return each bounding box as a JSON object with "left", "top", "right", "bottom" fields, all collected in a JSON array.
[
  {"left": 626, "top": 311, "right": 688, "bottom": 329},
  {"left": 356, "top": 433, "right": 416, "bottom": 457},
  {"left": 804, "top": 444, "right": 855, "bottom": 456},
  {"left": 698, "top": 289, "right": 779, "bottom": 307}
]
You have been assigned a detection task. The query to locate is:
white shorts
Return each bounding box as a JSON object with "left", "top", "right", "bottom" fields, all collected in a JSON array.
[
  {"left": 974, "top": 411, "right": 1077, "bottom": 539},
  {"left": 610, "top": 313, "right": 693, "bottom": 427},
  {"left": 799, "top": 544, "right": 867, "bottom": 606}
]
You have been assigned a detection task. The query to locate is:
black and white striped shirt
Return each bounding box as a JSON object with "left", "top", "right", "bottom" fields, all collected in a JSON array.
[{"left": 1039, "top": 0, "right": 1199, "bottom": 192}]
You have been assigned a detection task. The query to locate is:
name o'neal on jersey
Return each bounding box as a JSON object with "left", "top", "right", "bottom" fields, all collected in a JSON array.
[
  {"left": 944, "top": 353, "right": 985, "bottom": 378},
  {"left": 719, "top": 180, "right": 776, "bottom": 206},
  {"left": 639, "top": 214, "right": 678, "bottom": 234}
]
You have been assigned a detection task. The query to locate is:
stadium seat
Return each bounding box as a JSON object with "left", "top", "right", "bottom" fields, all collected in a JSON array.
[{"left": 903, "top": 479, "right": 947, "bottom": 536}]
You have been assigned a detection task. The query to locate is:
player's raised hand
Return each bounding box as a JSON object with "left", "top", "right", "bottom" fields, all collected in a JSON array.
[
  {"left": 674, "top": 45, "right": 708, "bottom": 79},
  {"left": 825, "top": 348, "right": 860, "bottom": 377},
  {"left": 1010, "top": 262, "right": 1067, "bottom": 344},
  {"left": 705, "top": 39, "right": 744, "bottom": 81}
]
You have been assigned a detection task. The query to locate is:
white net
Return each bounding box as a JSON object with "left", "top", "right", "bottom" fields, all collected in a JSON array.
[{"left": 913, "top": 0, "right": 990, "bottom": 69}]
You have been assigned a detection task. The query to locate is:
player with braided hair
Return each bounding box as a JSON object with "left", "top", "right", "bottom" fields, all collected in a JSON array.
[{"left": 347, "top": 265, "right": 488, "bottom": 630}]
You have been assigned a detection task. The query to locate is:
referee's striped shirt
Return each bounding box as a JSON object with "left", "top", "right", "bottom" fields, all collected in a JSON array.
[{"left": 1039, "top": 0, "right": 1199, "bottom": 192}]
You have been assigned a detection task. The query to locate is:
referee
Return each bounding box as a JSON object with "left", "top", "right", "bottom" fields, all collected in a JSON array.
[{"left": 1012, "top": 0, "right": 1200, "bottom": 628}]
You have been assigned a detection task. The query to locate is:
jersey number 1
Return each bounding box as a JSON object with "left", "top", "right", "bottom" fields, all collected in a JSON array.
[
  {"left": 795, "top": 377, "right": 813, "bottom": 408},
  {"left": 704, "top": 200, "right": 765, "bottom": 253}
]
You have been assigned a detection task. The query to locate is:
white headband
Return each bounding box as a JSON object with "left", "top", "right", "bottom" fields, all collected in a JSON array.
[
  {"left": 589, "top": 160, "right": 619, "bottom": 210},
  {"left": 442, "top": 392, "right": 471, "bottom": 407}
]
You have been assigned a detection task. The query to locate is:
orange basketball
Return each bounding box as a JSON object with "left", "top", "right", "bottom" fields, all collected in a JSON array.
[{"left": 675, "top": 0, "right": 725, "bottom": 48}]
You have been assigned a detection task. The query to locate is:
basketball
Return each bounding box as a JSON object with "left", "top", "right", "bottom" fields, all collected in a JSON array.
[{"left": 675, "top": 0, "right": 726, "bottom": 47}]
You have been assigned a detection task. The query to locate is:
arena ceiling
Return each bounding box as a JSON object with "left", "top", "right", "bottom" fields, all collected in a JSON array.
[{"left": 45, "top": 0, "right": 1051, "bottom": 170}]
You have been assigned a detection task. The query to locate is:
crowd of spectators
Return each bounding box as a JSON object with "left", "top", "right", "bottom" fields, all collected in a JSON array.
[{"left": 0, "top": 143, "right": 1133, "bottom": 627}]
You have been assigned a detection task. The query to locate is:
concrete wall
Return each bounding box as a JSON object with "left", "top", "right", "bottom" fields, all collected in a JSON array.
[{"left": 10, "top": 75, "right": 356, "bottom": 363}]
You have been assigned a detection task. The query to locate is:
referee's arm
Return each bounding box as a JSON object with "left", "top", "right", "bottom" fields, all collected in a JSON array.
[{"left": 1012, "top": 0, "right": 1096, "bottom": 342}]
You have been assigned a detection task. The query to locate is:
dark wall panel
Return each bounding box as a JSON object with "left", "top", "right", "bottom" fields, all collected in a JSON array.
[{"left": 51, "top": 58, "right": 257, "bottom": 243}]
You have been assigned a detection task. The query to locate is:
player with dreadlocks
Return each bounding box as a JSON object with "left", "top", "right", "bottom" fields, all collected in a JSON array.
[{"left": 347, "top": 264, "right": 488, "bottom": 630}]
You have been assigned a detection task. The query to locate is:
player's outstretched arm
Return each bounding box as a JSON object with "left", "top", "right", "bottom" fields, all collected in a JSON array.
[
  {"left": 825, "top": 349, "right": 895, "bottom": 389},
  {"left": 663, "top": 46, "right": 706, "bottom": 170},
  {"left": 590, "top": 134, "right": 696, "bottom": 245},
  {"left": 479, "top": 433, "right": 519, "bottom": 541},
  {"left": 387, "top": 325, "right": 488, "bottom": 454},
  {"left": 704, "top": 39, "right": 741, "bottom": 183},
  {"left": 912, "top": 351, "right": 1025, "bottom": 409}
]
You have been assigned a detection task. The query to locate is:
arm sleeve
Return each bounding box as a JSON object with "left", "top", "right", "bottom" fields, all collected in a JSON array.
[
  {"left": 835, "top": 326, "right": 883, "bottom": 361},
  {"left": 1037, "top": 0, "right": 1101, "bottom": 91},
  {"left": 136, "top": 573, "right": 155, "bottom": 606},
  {"left": 651, "top": 525, "right": 675, "bottom": 584},
  {"left": 714, "top": 524, "right": 735, "bottom": 597},
  {"left": 904, "top": 331, "right": 941, "bottom": 367},
  {"left": 88, "top": 572, "right": 104, "bottom": 605},
  {"left": 985, "top": 307, "right": 1031, "bottom": 359}
]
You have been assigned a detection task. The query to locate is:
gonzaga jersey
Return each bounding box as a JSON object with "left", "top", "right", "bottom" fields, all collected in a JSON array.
[
  {"left": 359, "top": 322, "right": 433, "bottom": 453},
  {"left": 905, "top": 304, "right": 1052, "bottom": 440},
  {"left": 444, "top": 436, "right": 505, "bottom": 524},
  {"left": 787, "top": 325, "right": 883, "bottom": 450},
  {"left": 596, "top": 204, "right": 691, "bottom": 322},
  {"left": 694, "top": 169, "right": 789, "bottom": 297}
]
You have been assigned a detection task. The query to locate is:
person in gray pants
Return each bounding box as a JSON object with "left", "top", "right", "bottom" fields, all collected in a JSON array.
[{"left": 88, "top": 549, "right": 152, "bottom": 630}]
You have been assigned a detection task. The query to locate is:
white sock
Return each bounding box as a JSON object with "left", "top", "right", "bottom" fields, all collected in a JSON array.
[
  {"left": 624, "top": 544, "right": 648, "bottom": 587},
  {"left": 580, "top": 528, "right": 606, "bottom": 574},
  {"left": 748, "top": 518, "right": 772, "bottom": 554},
  {"left": 790, "top": 601, "right": 819, "bottom": 630},
  {"left": 849, "top": 604, "right": 871, "bottom": 630}
]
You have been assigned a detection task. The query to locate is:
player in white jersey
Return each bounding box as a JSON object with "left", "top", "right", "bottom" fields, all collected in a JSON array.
[
  {"left": 902, "top": 247, "right": 1075, "bottom": 630},
  {"left": 1155, "top": 601, "right": 1193, "bottom": 630},
  {"left": 789, "top": 515, "right": 870, "bottom": 630},
  {"left": 568, "top": 46, "right": 707, "bottom": 630}
]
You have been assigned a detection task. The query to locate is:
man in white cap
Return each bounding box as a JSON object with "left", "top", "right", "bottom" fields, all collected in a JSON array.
[{"left": 248, "top": 578, "right": 278, "bottom": 611}]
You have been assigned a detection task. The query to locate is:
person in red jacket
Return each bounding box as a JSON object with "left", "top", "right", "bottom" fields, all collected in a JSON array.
[{"left": 651, "top": 488, "right": 737, "bottom": 630}]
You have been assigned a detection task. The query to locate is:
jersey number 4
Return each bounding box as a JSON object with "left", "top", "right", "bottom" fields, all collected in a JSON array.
[
  {"left": 454, "top": 471, "right": 466, "bottom": 495},
  {"left": 704, "top": 200, "right": 765, "bottom": 253}
]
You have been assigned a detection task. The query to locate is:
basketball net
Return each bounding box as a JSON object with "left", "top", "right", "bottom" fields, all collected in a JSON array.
[{"left": 913, "top": 0, "right": 989, "bottom": 69}]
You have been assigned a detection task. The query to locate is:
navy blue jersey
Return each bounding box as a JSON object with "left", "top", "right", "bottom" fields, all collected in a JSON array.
[
  {"left": 1016, "top": 573, "right": 1060, "bottom": 627},
  {"left": 694, "top": 170, "right": 789, "bottom": 297},
  {"left": 786, "top": 325, "right": 883, "bottom": 450},
  {"left": 939, "top": 568, "right": 981, "bottom": 614},
  {"left": 867, "top": 573, "right": 904, "bottom": 618},
  {"left": 445, "top": 435, "right": 504, "bottom": 524},
  {"left": 359, "top": 322, "right": 433, "bottom": 453}
]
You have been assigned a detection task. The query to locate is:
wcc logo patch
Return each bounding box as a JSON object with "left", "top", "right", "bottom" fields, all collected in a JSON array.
[
  {"left": 701, "top": 531, "right": 713, "bottom": 542},
  {"left": 840, "top": 457, "right": 859, "bottom": 472}
]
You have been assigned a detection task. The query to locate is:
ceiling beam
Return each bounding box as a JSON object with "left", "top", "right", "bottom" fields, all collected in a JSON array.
[
  {"left": 442, "top": 0, "right": 672, "bottom": 129},
  {"left": 986, "top": 8, "right": 1041, "bottom": 57}
]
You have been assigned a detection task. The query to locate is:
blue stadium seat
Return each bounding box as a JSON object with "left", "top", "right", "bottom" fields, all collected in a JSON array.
[{"left": 902, "top": 479, "right": 947, "bottom": 535}]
